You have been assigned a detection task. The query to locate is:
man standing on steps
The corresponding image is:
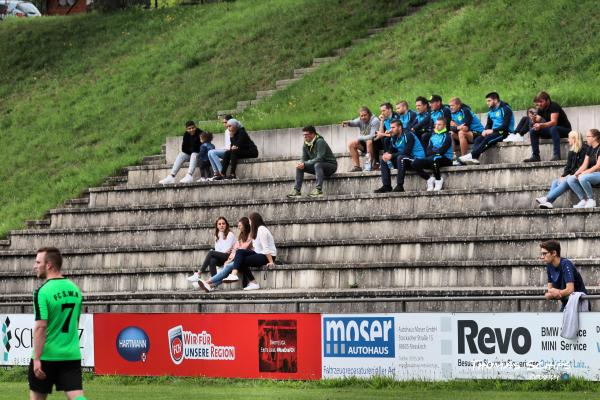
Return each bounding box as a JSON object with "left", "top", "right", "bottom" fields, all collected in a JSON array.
[
  {"left": 343, "top": 106, "right": 380, "bottom": 172},
  {"left": 459, "top": 92, "right": 514, "bottom": 165},
  {"left": 287, "top": 126, "right": 337, "bottom": 198},
  {"left": 29, "top": 247, "right": 87, "bottom": 400},
  {"left": 523, "top": 91, "right": 572, "bottom": 162}
]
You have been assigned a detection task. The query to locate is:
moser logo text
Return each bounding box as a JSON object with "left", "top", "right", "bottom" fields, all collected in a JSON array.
[{"left": 323, "top": 317, "right": 394, "bottom": 358}]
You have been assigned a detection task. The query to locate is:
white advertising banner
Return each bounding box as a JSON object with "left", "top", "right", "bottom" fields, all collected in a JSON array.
[
  {"left": 0, "top": 314, "right": 94, "bottom": 367},
  {"left": 322, "top": 313, "right": 600, "bottom": 381}
]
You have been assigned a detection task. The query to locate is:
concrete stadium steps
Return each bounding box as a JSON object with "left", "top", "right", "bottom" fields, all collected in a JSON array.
[
  {"left": 3, "top": 287, "right": 597, "bottom": 314},
  {"left": 8, "top": 207, "right": 600, "bottom": 250},
  {"left": 88, "top": 162, "right": 565, "bottom": 208},
  {"left": 3, "top": 260, "right": 600, "bottom": 295},
  {"left": 128, "top": 141, "right": 568, "bottom": 184}
]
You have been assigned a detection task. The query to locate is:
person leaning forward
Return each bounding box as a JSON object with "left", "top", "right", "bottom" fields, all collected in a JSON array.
[{"left": 287, "top": 126, "right": 337, "bottom": 198}]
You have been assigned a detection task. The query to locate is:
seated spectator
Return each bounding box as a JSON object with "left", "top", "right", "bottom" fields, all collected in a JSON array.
[
  {"left": 372, "top": 102, "right": 400, "bottom": 171},
  {"left": 536, "top": 131, "right": 587, "bottom": 209},
  {"left": 159, "top": 120, "right": 202, "bottom": 184},
  {"left": 566, "top": 129, "right": 600, "bottom": 208},
  {"left": 207, "top": 114, "right": 233, "bottom": 180},
  {"left": 198, "top": 131, "right": 215, "bottom": 181},
  {"left": 343, "top": 106, "right": 380, "bottom": 172},
  {"left": 540, "top": 240, "right": 588, "bottom": 312},
  {"left": 524, "top": 91, "right": 572, "bottom": 162},
  {"left": 395, "top": 100, "right": 417, "bottom": 131},
  {"left": 412, "top": 117, "right": 453, "bottom": 191},
  {"left": 201, "top": 212, "right": 276, "bottom": 292},
  {"left": 215, "top": 118, "right": 258, "bottom": 180},
  {"left": 504, "top": 108, "right": 541, "bottom": 142},
  {"left": 287, "top": 126, "right": 337, "bottom": 198},
  {"left": 459, "top": 92, "right": 514, "bottom": 165},
  {"left": 424, "top": 95, "right": 451, "bottom": 146},
  {"left": 448, "top": 97, "right": 484, "bottom": 159},
  {"left": 374, "top": 119, "right": 425, "bottom": 193},
  {"left": 409, "top": 96, "right": 431, "bottom": 146},
  {"left": 187, "top": 216, "right": 236, "bottom": 282}
]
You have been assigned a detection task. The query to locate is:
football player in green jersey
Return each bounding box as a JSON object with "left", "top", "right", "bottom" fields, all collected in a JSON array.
[{"left": 30, "top": 247, "right": 87, "bottom": 400}]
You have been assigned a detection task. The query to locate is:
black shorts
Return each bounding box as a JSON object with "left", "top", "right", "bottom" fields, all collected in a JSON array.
[{"left": 28, "top": 359, "right": 82, "bottom": 394}]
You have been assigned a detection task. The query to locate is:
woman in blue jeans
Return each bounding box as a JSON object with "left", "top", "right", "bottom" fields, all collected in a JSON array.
[
  {"left": 200, "top": 212, "right": 276, "bottom": 292},
  {"left": 566, "top": 129, "right": 600, "bottom": 208},
  {"left": 536, "top": 131, "right": 587, "bottom": 209}
]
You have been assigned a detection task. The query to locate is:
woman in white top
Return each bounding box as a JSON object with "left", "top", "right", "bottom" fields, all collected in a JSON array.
[
  {"left": 187, "top": 216, "right": 235, "bottom": 282},
  {"left": 200, "top": 212, "right": 276, "bottom": 292}
]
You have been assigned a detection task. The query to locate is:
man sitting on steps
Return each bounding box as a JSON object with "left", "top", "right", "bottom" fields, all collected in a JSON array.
[
  {"left": 343, "top": 106, "right": 380, "bottom": 172},
  {"left": 159, "top": 120, "right": 202, "bottom": 184},
  {"left": 287, "top": 126, "right": 337, "bottom": 198}
]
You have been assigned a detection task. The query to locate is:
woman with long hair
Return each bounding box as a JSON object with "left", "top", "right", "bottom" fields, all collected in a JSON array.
[
  {"left": 567, "top": 129, "right": 600, "bottom": 208},
  {"left": 187, "top": 217, "right": 236, "bottom": 283}
]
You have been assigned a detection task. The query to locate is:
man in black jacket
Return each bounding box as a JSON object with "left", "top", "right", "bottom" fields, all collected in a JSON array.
[
  {"left": 287, "top": 126, "right": 337, "bottom": 198},
  {"left": 159, "top": 120, "right": 202, "bottom": 184}
]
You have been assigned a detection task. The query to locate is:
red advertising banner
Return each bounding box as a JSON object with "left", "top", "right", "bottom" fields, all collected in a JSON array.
[{"left": 93, "top": 313, "right": 321, "bottom": 380}]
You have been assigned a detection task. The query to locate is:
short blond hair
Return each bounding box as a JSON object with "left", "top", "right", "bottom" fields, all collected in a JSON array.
[{"left": 568, "top": 131, "right": 583, "bottom": 153}]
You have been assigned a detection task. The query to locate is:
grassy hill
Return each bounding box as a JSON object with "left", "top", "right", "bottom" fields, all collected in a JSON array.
[
  {"left": 0, "top": 0, "right": 406, "bottom": 237},
  {"left": 241, "top": 0, "right": 600, "bottom": 130}
]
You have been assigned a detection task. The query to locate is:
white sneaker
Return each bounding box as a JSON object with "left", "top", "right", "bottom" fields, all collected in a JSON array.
[
  {"left": 458, "top": 153, "right": 477, "bottom": 165},
  {"left": 222, "top": 274, "right": 239, "bottom": 283},
  {"left": 180, "top": 174, "right": 193, "bottom": 183},
  {"left": 426, "top": 177, "right": 435, "bottom": 191},
  {"left": 191, "top": 282, "right": 200, "bottom": 290},
  {"left": 159, "top": 175, "right": 175, "bottom": 185},
  {"left": 512, "top": 134, "right": 524, "bottom": 142},
  {"left": 452, "top": 160, "right": 461, "bottom": 166},
  {"left": 573, "top": 200, "right": 587, "bottom": 208},
  {"left": 503, "top": 133, "right": 517, "bottom": 142},
  {"left": 539, "top": 201, "right": 553, "bottom": 209},
  {"left": 186, "top": 272, "right": 200, "bottom": 282},
  {"left": 196, "top": 177, "right": 207, "bottom": 182},
  {"left": 243, "top": 282, "right": 260, "bottom": 291},
  {"left": 199, "top": 280, "right": 213, "bottom": 292},
  {"left": 585, "top": 199, "right": 597, "bottom": 208},
  {"left": 535, "top": 196, "right": 548, "bottom": 205},
  {"left": 433, "top": 179, "right": 444, "bottom": 191}
]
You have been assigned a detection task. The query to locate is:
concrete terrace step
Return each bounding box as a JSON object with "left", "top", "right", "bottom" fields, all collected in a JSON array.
[
  {"left": 3, "top": 232, "right": 600, "bottom": 272},
  {"left": 293, "top": 67, "right": 317, "bottom": 78},
  {"left": 128, "top": 141, "right": 568, "bottom": 184},
  {"left": 256, "top": 89, "right": 277, "bottom": 100},
  {"left": 275, "top": 78, "right": 300, "bottom": 89},
  {"left": 312, "top": 56, "right": 339, "bottom": 65},
  {"left": 9, "top": 207, "right": 600, "bottom": 250},
  {"left": 88, "top": 162, "right": 565, "bottom": 208}
]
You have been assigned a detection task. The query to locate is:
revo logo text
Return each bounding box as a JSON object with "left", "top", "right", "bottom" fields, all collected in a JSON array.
[{"left": 458, "top": 320, "right": 531, "bottom": 355}]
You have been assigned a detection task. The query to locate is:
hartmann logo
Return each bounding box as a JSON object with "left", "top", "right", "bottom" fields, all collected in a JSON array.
[{"left": 323, "top": 317, "right": 394, "bottom": 358}]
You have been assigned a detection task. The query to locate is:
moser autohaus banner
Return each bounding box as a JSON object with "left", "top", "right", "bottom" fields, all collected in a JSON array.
[
  {"left": 93, "top": 313, "right": 321, "bottom": 379},
  {"left": 322, "top": 313, "right": 600, "bottom": 381},
  {"left": 0, "top": 314, "right": 94, "bottom": 367}
]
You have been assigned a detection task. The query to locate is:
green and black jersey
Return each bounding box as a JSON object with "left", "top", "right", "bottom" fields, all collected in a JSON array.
[{"left": 32, "top": 278, "right": 83, "bottom": 361}]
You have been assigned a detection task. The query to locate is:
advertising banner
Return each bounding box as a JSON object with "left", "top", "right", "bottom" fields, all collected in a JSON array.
[
  {"left": 0, "top": 314, "right": 94, "bottom": 367},
  {"left": 322, "top": 313, "right": 600, "bottom": 381},
  {"left": 93, "top": 313, "right": 321, "bottom": 379}
]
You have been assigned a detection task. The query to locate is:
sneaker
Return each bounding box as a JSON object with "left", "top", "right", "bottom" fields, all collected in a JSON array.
[
  {"left": 433, "top": 178, "right": 444, "bottom": 191},
  {"left": 523, "top": 156, "right": 541, "bottom": 163},
  {"left": 212, "top": 175, "right": 224, "bottom": 181},
  {"left": 180, "top": 174, "right": 194, "bottom": 183},
  {"left": 585, "top": 199, "right": 597, "bottom": 208},
  {"left": 199, "top": 280, "right": 213, "bottom": 293},
  {"left": 287, "top": 188, "right": 302, "bottom": 198},
  {"left": 191, "top": 282, "right": 200, "bottom": 290},
  {"left": 551, "top": 155, "right": 561, "bottom": 161},
  {"left": 426, "top": 177, "right": 435, "bottom": 191},
  {"left": 225, "top": 174, "right": 237, "bottom": 180},
  {"left": 535, "top": 196, "right": 548, "bottom": 205},
  {"left": 503, "top": 133, "right": 517, "bottom": 142},
  {"left": 348, "top": 166, "right": 362, "bottom": 172},
  {"left": 452, "top": 160, "right": 461, "bottom": 166},
  {"left": 539, "top": 201, "right": 553, "bottom": 209},
  {"left": 363, "top": 163, "right": 373, "bottom": 172},
  {"left": 159, "top": 175, "right": 175, "bottom": 185},
  {"left": 308, "top": 188, "right": 324, "bottom": 197},
  {"left": 470, "top": 157, "right": 480, "bottom": 165},
  {"left": 573, "top": 200, "right": 587, "bottom": 209},
  {"left": 374, "top": 186, "right": 392, "bottom": 193},
  {"left": 186, "top": 272, "right": 200, "bottom": 282},
  {"left": 243, "top": 282, "right": 260, "bottom": 291},
  {"left": 458, "top": 153, "right": 475, "bottom": 165},
  {"left": 196, "top": 177, "right": 207, "bottom": 182},
  {"left": 512, "top": 134, "right": 524, "bottom": 142},
  {"left": 392, "top": 185, "right": 405, "bottom": 192},
  {"left": 222, "top": 274, "right": 239, "bottom": 283}
]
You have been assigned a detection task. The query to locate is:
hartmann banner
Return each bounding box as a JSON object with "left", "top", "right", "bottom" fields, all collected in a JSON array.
[
  {"left": 322, "top": 313, "right": 600, "bottom": 381},
  {"left": 0, "top": 314, "right": 94, "bottom": 367}
]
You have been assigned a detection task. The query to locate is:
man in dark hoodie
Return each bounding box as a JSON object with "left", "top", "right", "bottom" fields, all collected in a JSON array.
[
  {"left": 287, "top": 126, "right": 337, "bottom": 198},
  {"left": 216, "top": 118, "right": 258, "bottom": 180},
  {"left": 159, "top": 120, "right": 202, "bottom": 184}
]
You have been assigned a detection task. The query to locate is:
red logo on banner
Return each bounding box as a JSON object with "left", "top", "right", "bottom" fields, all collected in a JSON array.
[{"left": 259, "top": 320, "right": 297, "bottom": 373}]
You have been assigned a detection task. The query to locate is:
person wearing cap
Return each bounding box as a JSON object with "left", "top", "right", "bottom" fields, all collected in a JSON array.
[
  {"left": 287, "top": 126, "right": 337, "bottom": 198},
  {"left": 448, "top": 97, "right": 484, "bottom": 160},
  {"left": 215, "top": 118, "right": 258, "bottom": 180},
  {"left": 425, "top": 94, "right": 451, "bottom": 146},
  {"left": 207, "top": 114, "right": 233, "bottom": 180},
  {"left": 159, "top": 120, "right": 203, "bottom": 184}
]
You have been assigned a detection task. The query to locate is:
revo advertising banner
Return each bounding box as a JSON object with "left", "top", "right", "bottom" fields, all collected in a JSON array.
[
  {"left": 93, "top": 313, "right": 321, "bottom": 379},
  {"left": 0, "top": 314, "right": 94, "bottom": 367}
]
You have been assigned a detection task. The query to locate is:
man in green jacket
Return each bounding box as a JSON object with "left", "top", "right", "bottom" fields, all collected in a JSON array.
[{"left": 287, "top": 126, "right": 338, "bottom": 198}]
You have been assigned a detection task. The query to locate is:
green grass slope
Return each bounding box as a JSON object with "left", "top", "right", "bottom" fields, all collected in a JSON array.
[
  {"left": 0, "top": 0, "right": 408, "bottom": 237},
  {"left": 241, "top": 0, "right": 600, "bottom": 130}
]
